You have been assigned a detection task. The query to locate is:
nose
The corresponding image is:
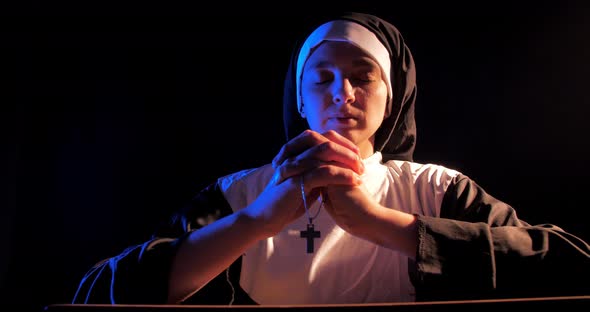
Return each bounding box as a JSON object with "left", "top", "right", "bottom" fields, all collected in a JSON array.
[{"left": 332, "top": 79, "right": 355, "bottom": 105}]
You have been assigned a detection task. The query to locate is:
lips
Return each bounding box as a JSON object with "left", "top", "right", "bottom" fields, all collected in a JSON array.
[
  {"left": 328, "top": 115, "right": 358, "bottom": 126},
  {"left": 326, "top": 110, "right": 361, "bottom": 126},
  {"left": 329, "top": 113, "right": 358, "bottom": 120}
]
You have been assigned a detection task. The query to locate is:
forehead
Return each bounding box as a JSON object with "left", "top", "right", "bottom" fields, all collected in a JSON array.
[{"left": 304, "top": 41, "right": 379, "bottom": 70}]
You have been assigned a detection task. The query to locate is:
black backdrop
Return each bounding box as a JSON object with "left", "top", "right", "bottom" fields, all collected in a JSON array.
[{"left": 6, "top": 1, "right": 590, "bottom": 311}]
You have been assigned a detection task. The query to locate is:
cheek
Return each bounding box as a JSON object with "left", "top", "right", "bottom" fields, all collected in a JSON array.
[
  {"left": 301, "top": 88, "right": 329, "bottom": 111},
  {"left": 373, "top": 84, "right": 389, "bottom": 115},
  {"left": 362, "top": 86, "right": 388, "bottom": 115}
]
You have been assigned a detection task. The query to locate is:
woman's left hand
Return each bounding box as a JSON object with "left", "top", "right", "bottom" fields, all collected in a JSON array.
[
  {"left": 322, "top": 184, "right": 418, "bottom": 257},
  {"left": 322, "top": 184, "right": 380, "bottom": 239}
]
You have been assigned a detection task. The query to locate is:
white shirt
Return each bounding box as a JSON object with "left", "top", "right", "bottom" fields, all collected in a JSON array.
[{"left": 219, "top": 152, "right": 460, "bottom": 304}]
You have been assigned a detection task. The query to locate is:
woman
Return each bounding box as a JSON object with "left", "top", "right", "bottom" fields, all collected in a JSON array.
[{"left": 73, "top": 12, "right": 589, "bottom": 305}]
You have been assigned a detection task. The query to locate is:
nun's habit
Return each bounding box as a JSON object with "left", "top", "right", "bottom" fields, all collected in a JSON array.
[{"left": 72, "top": 12, "right": 590, "bottom": 305}]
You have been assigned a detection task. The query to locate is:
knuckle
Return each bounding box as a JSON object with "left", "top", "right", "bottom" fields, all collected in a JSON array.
[
  {"left": 319, "top": 141, "right": 333, "bottom": 153},
  {"left": 275, "top": 147, "right": 288, "bottom": 161},
  {"left": 276, "top": 164, "right": 287, "bottom": 180},
  {"left": 280, "top": 157, "right": 298, "bottom": 173},
  {"left": 303, "top": 129, "right": 315, "bottom": 139},
  {"left": 278, "top": 144, "right": 287, "bottom": 154},
  {"left": 308, "top": 130, "right": 326, "bottom": 144},
  {"left": 325, "top": 130, "right": 338, "bottom": 137},
  {"left": 283, "top": 157, "right": 297, "bottom": 171},
  {"left": 322, "top": 165, "right": 338, "bottom": 177},
  {"left": 291, "top": 158, "right": 303, "bottom": 169}
]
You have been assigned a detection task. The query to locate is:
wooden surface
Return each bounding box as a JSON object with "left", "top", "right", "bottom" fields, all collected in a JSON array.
[{"left": 44, "top": 295, "right": 590, "bottom": 312}]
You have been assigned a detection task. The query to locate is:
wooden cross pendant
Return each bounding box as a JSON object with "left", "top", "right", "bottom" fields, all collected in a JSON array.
[{"left": 300, "top": 223, "right": 321, "bottom": 253}]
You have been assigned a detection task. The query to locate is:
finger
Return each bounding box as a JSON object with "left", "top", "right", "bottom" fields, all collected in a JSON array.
[
  {"left": 304, "top": 140, "right": 364, "bottom": 175},
  {"left": 273, "top": 130, "right": 323, "bottom": 168},
  {"left": 273, "top": 130, "right": 360, "bottom": 168},
  {"left": 273, "top": 157, "right": 324, "bottom": 185},
  {"left": 273, "top": 157, "right": 335, "bottom": 187},
  {"left": 299, "top": 165, "right": 363, "bottom": 192},
  {"left": 320, "top": 130, "right": 361, "bottom": 156},
  {"left": 277, "top": 145, "right": 363, "bottom": 186}
]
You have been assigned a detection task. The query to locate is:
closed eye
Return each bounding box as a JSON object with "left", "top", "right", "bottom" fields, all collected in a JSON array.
[{"left": 315, "top": 79, "right": 332, "bottom": 85}]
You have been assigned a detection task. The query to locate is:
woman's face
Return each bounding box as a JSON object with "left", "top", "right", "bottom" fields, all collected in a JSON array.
[{"left": 300, "top": 41, "right": 388, "bottom": 157}]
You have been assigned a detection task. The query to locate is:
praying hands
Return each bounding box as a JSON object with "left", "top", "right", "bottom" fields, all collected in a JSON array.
[{"left": 271, "top": 129, "right": 418, "bottom": 258}]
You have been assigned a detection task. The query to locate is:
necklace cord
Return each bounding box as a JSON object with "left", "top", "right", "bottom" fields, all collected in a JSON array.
[{"left": 300, "top": 175, "right": 322, "bottom": 224}]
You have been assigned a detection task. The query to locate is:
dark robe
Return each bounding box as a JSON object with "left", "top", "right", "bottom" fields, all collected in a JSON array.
[{"left": 72, "top": 12, "right": 590, "bottom": 305}]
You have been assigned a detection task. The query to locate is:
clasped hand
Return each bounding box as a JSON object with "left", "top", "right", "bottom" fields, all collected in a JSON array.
[{"left": 243, "top": 129, "right": 380, "bottom": 238}]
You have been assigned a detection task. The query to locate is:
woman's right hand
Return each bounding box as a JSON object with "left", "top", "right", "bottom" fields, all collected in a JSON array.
[{"left": 242, "top": 130, "right": 365, "bottom": 237}]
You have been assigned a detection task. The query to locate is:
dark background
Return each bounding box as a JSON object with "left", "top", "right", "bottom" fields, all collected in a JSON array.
[{"left": 5, "top": 1, "right": 590, "bottom": 311}]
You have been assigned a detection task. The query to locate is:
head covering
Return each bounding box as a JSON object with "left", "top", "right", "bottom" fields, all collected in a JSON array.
[
  {"left": 295, "top": 20, "right": 392, "bottom": 116},
  {"left": 283, "top": 12, "right": 417, "bottom": 162}
]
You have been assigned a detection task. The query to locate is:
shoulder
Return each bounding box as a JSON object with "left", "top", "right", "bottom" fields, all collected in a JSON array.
[{"left": 384, "top": 159, "right": 463, "bottom": 185}]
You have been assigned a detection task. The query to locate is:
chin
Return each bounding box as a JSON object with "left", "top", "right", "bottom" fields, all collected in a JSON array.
[{"left": 333, "top": 129, "right": 361, "bottom": 145}]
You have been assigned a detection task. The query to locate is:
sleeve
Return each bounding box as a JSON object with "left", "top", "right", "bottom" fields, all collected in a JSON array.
[
  {"left": 71, "top": 181, "right": 240, "bottom": 304},
  {"left": 410, "top": 174, "right": 590, "bottom": 301}
]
